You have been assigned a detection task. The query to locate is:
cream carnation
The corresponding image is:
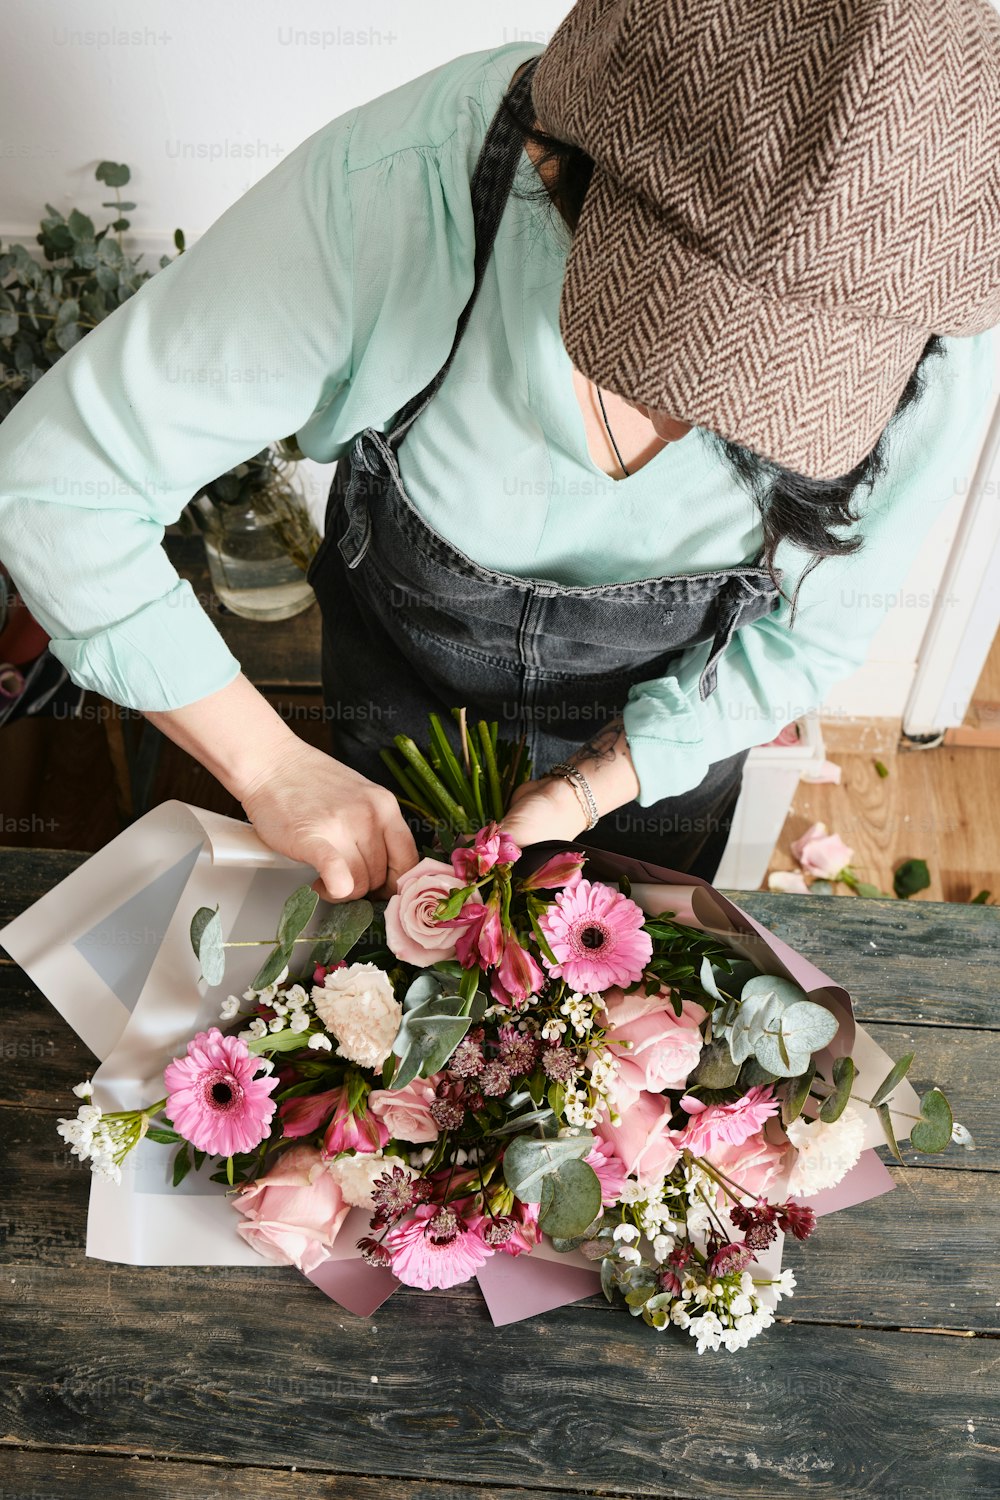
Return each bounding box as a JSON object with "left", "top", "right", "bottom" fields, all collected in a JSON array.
[
  {"left": 326, "top": 1148, "right": 416, "bottom": 1209},
  {"left": 311, "top": 962, "right": 402, "bottom": 1069},
  {"left": 784, "top": 1104, "right": 866, "bottom": 1196}
]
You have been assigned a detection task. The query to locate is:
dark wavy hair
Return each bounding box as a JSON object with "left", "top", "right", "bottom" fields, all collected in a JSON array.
[{"left": 500, "top": 78, "right": 946, "bottom": 619}]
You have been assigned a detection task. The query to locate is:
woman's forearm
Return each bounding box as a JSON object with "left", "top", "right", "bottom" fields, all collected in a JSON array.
[
  {"left": 560, "top": 714, "right": 642, "bottom": 816},
  {"left": 143, "top": 672, "right": 304, "bottom": 803}
]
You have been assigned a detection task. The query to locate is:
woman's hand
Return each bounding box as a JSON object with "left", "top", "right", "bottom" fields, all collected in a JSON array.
[
  {"left": 499, "top": 775, "right": 589, "bottom": 850},
  {"left": 239, "top": 738, "right": 420, "bottom": 903}
]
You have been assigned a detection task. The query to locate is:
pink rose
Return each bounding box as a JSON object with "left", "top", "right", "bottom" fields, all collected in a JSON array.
[
  {"left": 233, "top": 1143, "right": 351, "bottom": 1274},
  {"left": 766, "top": 870, "right": 811, "bottom": 895},
  {"left": 384, "top": 856, "right": 466, "bottom": 965},
  {"left": 367, "top": 1076, "right": 441, "bottom": 1143},
  {"left": 702, "top": 1129, "right": 792, "bottom": 1206},
  {"left": 790, "top": 822, "right": 854, "bottom": 879},
  {"left": 593, "top": 987, "right": 706, "bottom": 1113},
  {"left": 595, "top": 1090, "right": 685, "bottom": 1189}
]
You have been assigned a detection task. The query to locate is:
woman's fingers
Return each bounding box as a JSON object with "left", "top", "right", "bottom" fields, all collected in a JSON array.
[{"left": 241, "top": 742, "right": 421, "bottom": 902}]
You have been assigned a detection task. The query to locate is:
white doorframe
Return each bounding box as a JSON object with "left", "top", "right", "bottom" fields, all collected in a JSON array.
[{"left": 903, "top": 342, "right": 1000, "bottom": 737}]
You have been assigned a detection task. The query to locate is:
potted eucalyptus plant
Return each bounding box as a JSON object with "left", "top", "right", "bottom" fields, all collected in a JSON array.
[{"left": 0, "top": 160, "right": 319, "bottom": 621}]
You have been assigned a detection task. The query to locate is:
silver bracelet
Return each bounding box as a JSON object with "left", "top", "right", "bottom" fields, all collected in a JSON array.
[{"left": 546, "top": 761, "right": 600, "bottom": 831}]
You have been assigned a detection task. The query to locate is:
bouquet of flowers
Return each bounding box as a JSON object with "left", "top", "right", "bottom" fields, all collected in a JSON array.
[{"left": 56, "top": 713, "right": 972, "bottom": 1352}]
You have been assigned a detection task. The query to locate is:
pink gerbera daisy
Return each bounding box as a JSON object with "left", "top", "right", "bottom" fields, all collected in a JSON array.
[
  {"left": 383, "top": 1202, "right": 494, "bottom": 1290},
  {"left": 538, "top": 878, "right": 652, "bottom": 992},
  {"left": 678, "top": 1084, "right": 780, "bottom": 1154},
  {"left": 163, "top": 1027, "right": 279, "bottom": 1158}
]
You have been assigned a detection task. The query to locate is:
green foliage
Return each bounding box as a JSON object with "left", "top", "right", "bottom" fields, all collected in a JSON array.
[
  {"left": 390, "top": 990, "right": 472, "bottom": 1091},
  {"left": 727, "top": 974, "right": 839, "bottom": 1078},
  {"left": 818, "top": 1054, "right": 856, "bottom": 1123},
  {"left": 910, "top": 1088, "right": 953, "bottom": 1153},
  {"left": 0, "top": 161, "right": 183, "bottom": 422},
  {"left": 380, "top": 711, "right": 532, "bottom": 839},
  {"left": 870, "top": 1052, "right": 915, "bottom": 1108},
  {"left": 636, "top": 916, "right": 746, "bottom": 1011},
  {"left": 502, "top": 1133, "right": 601, "bottom": 1239},
  {"left": 189, "top": 904, "right": 225, "bottom": 986},
  {"left": 0, "top": 161, "right": 309, "bottom": 550},
  {"left": 893, "top": 858, "right": 931, "bottom": 899},
  {"left": 308, "top": 899, "right": 374, "bottom": 970}
]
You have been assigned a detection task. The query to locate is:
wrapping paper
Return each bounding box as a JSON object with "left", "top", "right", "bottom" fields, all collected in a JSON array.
[{"left": 0, "top": 805, "right": 917, "bottom": 1324}]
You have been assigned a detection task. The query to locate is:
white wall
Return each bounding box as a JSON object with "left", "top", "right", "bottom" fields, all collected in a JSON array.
[
  {"left": 1, "top": 0, "right": 572, "bottom": 522},
  {"left": 1, "top": 0, "right": 571, "bottom": 249}
]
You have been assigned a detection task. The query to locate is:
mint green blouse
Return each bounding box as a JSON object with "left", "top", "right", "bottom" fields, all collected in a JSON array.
[{"left": 0, "top": 40, "right": 994, "bottom": 805}]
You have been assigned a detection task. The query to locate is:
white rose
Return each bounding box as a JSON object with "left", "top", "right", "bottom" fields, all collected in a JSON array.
[
  {"left": 785, "top": 1104, "right": 866, "bottom": 1196},
  {"left": 326, "top": 1148, "right": 415, "bottom": 1209},
  {"left": 311, "top": 961, "right": 401, "bottom": 1069}
]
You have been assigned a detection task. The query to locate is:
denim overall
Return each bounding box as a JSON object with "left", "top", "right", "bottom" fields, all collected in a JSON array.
[{"left": 306, "top": 58, "right": 783, "bottom": 880}]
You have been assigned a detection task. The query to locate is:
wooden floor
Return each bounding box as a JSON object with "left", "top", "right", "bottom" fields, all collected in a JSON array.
[
  {"left": 1, "top": 851, "right": 997, "bottom": 1498},
  {"left": 770, "top": 733, "right": 999, "bottom": 903}
]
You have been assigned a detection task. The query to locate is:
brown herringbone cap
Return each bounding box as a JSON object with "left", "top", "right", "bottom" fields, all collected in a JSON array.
[{"left": 530, "top": 0, "right": 1000, "bottom": 480}]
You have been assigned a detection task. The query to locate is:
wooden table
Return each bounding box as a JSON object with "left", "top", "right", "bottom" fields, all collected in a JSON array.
[{"left": 1, "top": 859, "right": 997, "bottom": 1499}]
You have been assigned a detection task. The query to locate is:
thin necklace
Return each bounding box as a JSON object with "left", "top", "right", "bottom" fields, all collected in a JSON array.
[{"left": 595, "top": 385, "right": 630, "bottom": 477}]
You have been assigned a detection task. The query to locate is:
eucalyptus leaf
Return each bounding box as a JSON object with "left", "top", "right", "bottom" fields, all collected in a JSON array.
[
  {"left": 489, "top": 1106, "right": 555, "bottom": 1137},
  {"left": 753, "top": 1000, "right": 839, "bottom": 1078},
  {"left": 738, "top": 1056, "right": 781, "bottom": 1091},
  {"left": 699, "top": 955, "right": 725, "bottom": 1002},
  {"left": 250, "top": 941, "right": 293, "bottom": 992},
  {"left": 537, "top": 1157, "right": 603, "bottom": 1240},
  {"left": 910, "top": 1088, "right": 953, "bottom": 1153},
  {"left": 502, "top": 1133, "right": 594, "bottom": 1203},
  {"left": 189, "top": 905, "right": 225, "bottom": 987},
  {"left": 689, "top": 1036, "right": 741, "bottom": 1089},
  {"left": 391, "top": 999, "right": 470, "bottom": 1089},
  {"left": 782, "top": 1062, "right": 816, "bottom": 1125},
  {"left": 309, "top": 899, "right": 374, "bottom": 968},
  {"left": 819, "top": 1054, "right": 856, "bottom": 1123},
  {"left": 277, "top": 885, "right": 319, "bottom": 949},
  {"left": 876, "top": 1102, "right": 903, "bottom": 1163},
  {"left": 740, "top": 973, "right": 810, "bottom": 1007},
  {"left": 600, "top": 1255, "right": 619, "bottom": 1304},
  {"left": 402, "top": 972, "right": 445, "bottom": 1012},
  {"left": 870, "top": 1052, "right": 915, "bottom": 1108},
  {"left": 728, "top": 988, "right": 787, "bottom": 1066}
]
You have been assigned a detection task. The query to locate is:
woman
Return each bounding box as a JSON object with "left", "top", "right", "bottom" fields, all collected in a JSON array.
[{"left": 0, "top": 0, "right": 997, "bottom": 901}]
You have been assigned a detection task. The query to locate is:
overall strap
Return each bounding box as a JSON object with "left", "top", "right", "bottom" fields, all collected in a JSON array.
[{"left": 386, "top": 55, "right": 540, "bottom": 452}]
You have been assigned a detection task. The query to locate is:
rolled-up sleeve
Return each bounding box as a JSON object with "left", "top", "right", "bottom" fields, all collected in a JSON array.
[
  {"left": 0, "top": 105, "right": 358, "bottom": 710},
  {"left": 622, "top": 328, "right": 997, "bottom": 805}
]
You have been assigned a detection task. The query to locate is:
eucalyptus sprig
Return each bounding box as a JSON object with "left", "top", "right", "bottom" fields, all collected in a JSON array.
[{"left": 189, "top": 885, "right": 374, "bottom": 989}]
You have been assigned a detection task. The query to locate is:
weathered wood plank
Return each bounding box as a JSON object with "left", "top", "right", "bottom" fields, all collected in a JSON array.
[
  {"left": 0, "top": 1449, "right": 601, "bottom": 1500},
  {"left": 3, "top": 850, "right": 998, "bottom": 1028},
  {"left": 1, "top": 981, "right": 994, "bottom": 1170},
  {"left": 1, "top": 1107, "right": 997, "bottom": 1332},
  {"left": 717, "top": 891, "right": 1000, "bottom": 1029},
  {"left": 1, "top": 1266, "right": 997, "bottom": 1499}
]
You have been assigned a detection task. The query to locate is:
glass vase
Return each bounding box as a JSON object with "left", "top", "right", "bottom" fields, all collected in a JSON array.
[{"left": 192, "top": 467, "right": 318, "bottom": 622}]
